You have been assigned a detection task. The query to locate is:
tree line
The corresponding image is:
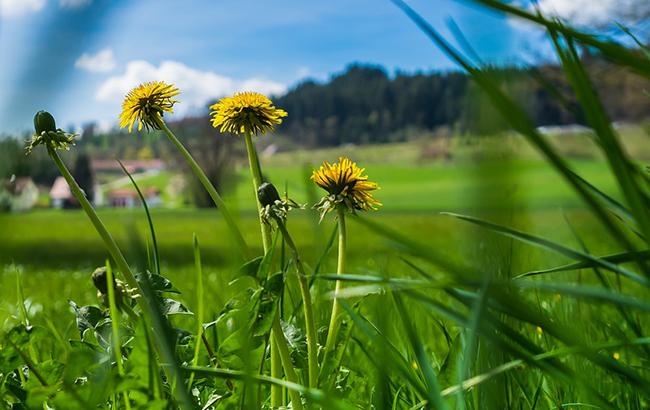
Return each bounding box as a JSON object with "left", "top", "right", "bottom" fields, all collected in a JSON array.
[
  {"left": 273, "top": 59, "right": 649, "bottom": 146},
  {"left": 1, "top": 56, "right": 648, "bottom": 189}
]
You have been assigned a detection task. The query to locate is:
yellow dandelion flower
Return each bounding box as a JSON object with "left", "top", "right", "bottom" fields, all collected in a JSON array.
[
  {"left": 613, "top": 352, "right": 620, "bottom": 361},
  {"left": 535, "top": 326, "right": 543, "bottom": 336},
  {"left": 311, "top": 157, "right": 381, "bottom": 217},
  {"left": 209, "top": 92, "right": 287, "bottom": 136},
  {"left": 119, "top": 81, "right": 180, "bottom": 133}
]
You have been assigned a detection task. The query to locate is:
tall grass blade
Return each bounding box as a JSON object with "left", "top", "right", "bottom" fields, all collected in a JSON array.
[
  {"left": 118, "top": 159, "right": 161, "bottom": 274},
  {"left": 442, "top": 212, "right": 649, "bottom": 285},
  {"left": 390, "top": 0, "right": 639, "bottom": 257},
  {"left": 518, "top": 249, "right": 650, "bottom": 278},
  {"left": 338, "top": 300, "right": 429, "bottom": 399},
  {"left": 105, "top": 260, "right": 131, "bottom": 410},
  {"left": 468, "top": 0, "right": 650, "bottom": 77},
  {"left": 182, "top": 366, "right": 353, "bottom": 410},
  {"left": 393, "top": 294, "right": 449, "bottom": 410},
  {"left": 188, "top": 234, "right": 205, "bottom": 389}
]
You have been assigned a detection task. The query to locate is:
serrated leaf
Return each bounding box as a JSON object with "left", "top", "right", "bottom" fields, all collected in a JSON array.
[
  {"left": 238, "top": 256, "right": 263, "bottom": 278},
  {"left": 159, "top": 298, "right": 192, "bottom": 316},
  {"left": 264, "top": 272, "right": 285, "bottom": 298},
  {"left": 281, "top": 320, "right": 308, "bottom": 369},
  {"left": 69, "top": 302, "right": 106, "bottom": 337},
  {"left": 135, "top": 272, "right": 180, "bottom": 294}
]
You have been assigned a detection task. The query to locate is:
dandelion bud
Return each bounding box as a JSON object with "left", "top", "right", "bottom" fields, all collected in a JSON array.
[
  {"left": 258, "top": 182, "right": 281, "bottom": 207},
  {"left": 91, "top": 267, "right": 113, "bottom": 295},
  {"left": 258, "top": 182, "right": 303, "bottom": 224},
  {"left": 26, "top": 110, "right": 76, "bottom": 154},
  {"left": 34, "top": 110, "right": 57, "bottom": 134}
]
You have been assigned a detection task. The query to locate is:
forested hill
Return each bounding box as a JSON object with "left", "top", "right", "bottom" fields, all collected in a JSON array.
[{"left": 273, "top": 61, "right": 650, "bottom": 146}]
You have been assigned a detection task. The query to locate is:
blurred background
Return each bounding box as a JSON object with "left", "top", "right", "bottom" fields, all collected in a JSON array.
[{"left": 0, "top": 0, "right": 649, "bottom": 324}]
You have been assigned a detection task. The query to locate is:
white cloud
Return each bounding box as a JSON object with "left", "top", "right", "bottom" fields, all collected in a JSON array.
[
  {"left": 527, "top": 0, "right": 650, "bottom": 27},
  {"left": 95, "top": 60, "right": 287, "bottom": 115},
  {"left": 75, "top": 48, "right": 116, "bottom": 73},
  {"left": 59, "top": 0, "right": 90, "bottom": 8},
  {"left": 0, "top": 0, "right": 46, "bottom": 18},
  {"left": 0, "top": 0, "right": 91, "bottom": 18}
]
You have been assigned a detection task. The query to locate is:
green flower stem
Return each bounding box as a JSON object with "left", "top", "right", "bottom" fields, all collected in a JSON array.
[
  {"left": 243, "top": 131, "right": 273, "bottom": 251},
  {"left": 270, "top": 334, "right": 282, "bottom": 408},
  {"left": 243, "top": 130, "right": 284, "bottom": 405},
  {"left": 276, "top": 220, "right": 319, "bottom": 388},
  {"left": 271, "top": 317, "right": 305, "bottom": 410},
  {"left": 324, "top": 207, "right": 347, "bottom": 353},
  {"left": 47, "top": 147, "right": 194, "bottom": 410},
  {"left": 155, "top": 117, "right": 250, "bottom": 259}
]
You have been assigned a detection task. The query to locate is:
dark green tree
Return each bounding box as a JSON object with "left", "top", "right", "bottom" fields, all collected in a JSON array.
[{"left": 73, "top": 152, "right": 94, "bottom": 204}]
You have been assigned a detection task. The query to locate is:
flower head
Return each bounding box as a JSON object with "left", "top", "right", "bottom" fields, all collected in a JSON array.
[
  {"left": 311, "top": 157, "right": 381, "bottom": 218},
  {"left": 119, "top": 81, "right": 179, "bottom": 133},
  {"left": 209, "top": 92, "right": 287, "bottom": 136},
  {"left": 25, "top": 110, "right": 76, "bottom": 154}
]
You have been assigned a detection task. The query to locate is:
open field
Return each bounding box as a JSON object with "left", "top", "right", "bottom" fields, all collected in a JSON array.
[
  {"left": 0, "top": 139, "right": 623, "bottom": 325},
  {"left": 3, "top": 1, "right": 650, "bottom": 406},
  {"left": 1, "top": 134, "right": 648, "bottom": 408}
]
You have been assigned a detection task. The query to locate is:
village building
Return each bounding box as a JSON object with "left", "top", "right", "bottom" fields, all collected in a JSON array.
[
  {"left": 49, "top": 176, "right": 102, "bottom": 208},
  {"left": 92, "top": 159, "right": 165, "bottom": 175},
  {"left": 1, "top": 177, "right": 39, "bottom": 212},
  {"left": 47, "top": 159, "right": 167, "bottom": 209},
  {"left": 106, "top": 187, "right": 162, "bottom": 208},
  {"left": 50, "top": 176, "right": 73, "bottom": 208}
]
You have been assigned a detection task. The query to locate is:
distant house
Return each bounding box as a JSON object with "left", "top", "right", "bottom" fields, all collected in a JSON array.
[
  {"left": 536, "top": 124, "right": 591, "bottom": 135},
  {"left": 92, "top": 159, "right": 166, "bottom": 175},
  {"left": 50, "top": 177, "right": 73, "bottom": 208},
  {"left": 2, "top": 177, "right": 38, "bottom": 212},
  {"left": 50, "top": 177, "right": 101, "bottom": 208},
  {"left": 106, "top": 187, "right": 162, "bottom": 208}
]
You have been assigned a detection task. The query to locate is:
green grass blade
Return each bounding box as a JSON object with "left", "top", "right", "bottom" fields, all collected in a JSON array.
[
  {"left": 512, "top": 280, "right": 650, "bottom": 312},
  {"left": 338, "top": 300, "right": 430, "bottom": 399},
  {"left": 188, "top": 234, "right": 205, "bottom": 389},
  {"left": 442, "top": 212, "right": 650, "bottom": 286},
  {"left": 518, "top": 249, "right": 650, "bottom": 278},
  {"left": 105, "top": 260, "right": 132, "bottom": 410},
  {"left": 181, "top": 366, "right": 354, "bottom": 410},
  {"left": 549, "top": 31, "right": 650, "bottom": 243},
  {"left": 393, "top": 294, "right": 449, "bottom": 410},
  {"left": 15, "top": 266, "right": 29, "bottom": 327},
  {"left": 441, "top": 336, "right": 650, "bottom": 399},
  {"left": 390, "top": 0, "right": 640, "bottom": 257},
  {"left": 469, "top": 0, "right": 650, "bottom": 77},
  {"left": 118, "top": 159, "right": 160, "bottom": 275}
]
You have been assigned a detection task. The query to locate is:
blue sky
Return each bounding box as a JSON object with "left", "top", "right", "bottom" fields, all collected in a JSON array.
[{"left": 0, "top": 0, "right": 646, "bottom": 133}]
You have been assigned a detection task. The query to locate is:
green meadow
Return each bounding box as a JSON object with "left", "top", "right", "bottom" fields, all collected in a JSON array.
[
  {"left": 2, "top": 2, "right": 649, "bottom": 403},
  {"left": 0, "top": 137, "right": 621, "bottom": 326}
]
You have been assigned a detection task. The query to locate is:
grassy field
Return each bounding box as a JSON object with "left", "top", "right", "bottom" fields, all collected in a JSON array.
[
  {"left": 3, "top": 0, "right": 650, "bottom": 405},
  {"left": 3, "top": 4, "right": 650, "bottom": 406},
  {"left": 0, "top": 137, "right": 622, "bottom": 326},
  {"left": 0, "top": 133, "right": 646, "bottom": 409}
]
